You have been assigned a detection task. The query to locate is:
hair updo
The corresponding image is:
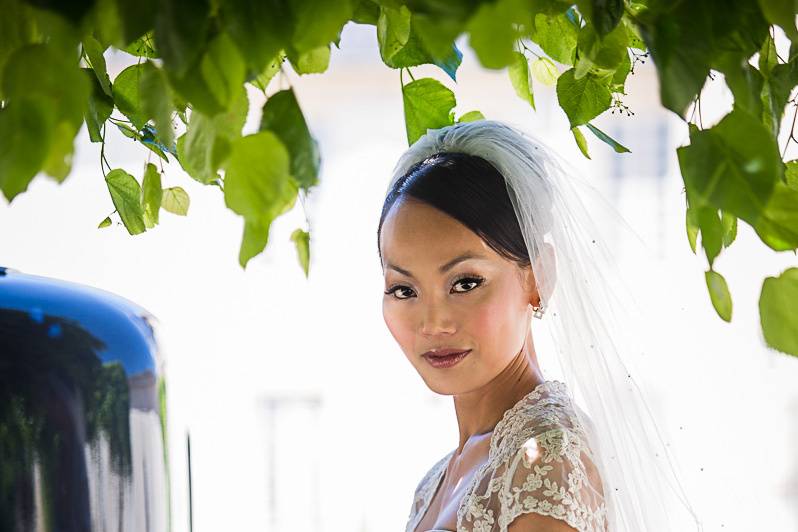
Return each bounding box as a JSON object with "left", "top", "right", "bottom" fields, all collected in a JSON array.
[{"left": 377, "top": 151, "right": 532, "bottom": 270}]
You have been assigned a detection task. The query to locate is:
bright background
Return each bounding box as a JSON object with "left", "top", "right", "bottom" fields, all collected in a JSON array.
[{"left": 1, "top": 21, "right": 797, "bottom": 532}]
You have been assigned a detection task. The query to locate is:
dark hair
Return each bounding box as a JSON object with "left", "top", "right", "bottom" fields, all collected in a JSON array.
[{"left": 377, "top": 151, "right": 531, "bottom": 269}]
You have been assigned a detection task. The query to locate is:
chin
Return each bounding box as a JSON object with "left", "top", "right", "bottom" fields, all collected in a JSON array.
[{"left": 421, "top": 374, "right": 466, "bottom": 397}]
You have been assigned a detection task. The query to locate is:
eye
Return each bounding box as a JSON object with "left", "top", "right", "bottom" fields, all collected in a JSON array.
[
  {"left": 384, "top": 285, "right": 415, "bottom": 300},
  {"left": 451, "top": 275, "right": 485, "bottom": 294},
  {"left": 384, "top": 275, "right": 485, "bottom": 300}
]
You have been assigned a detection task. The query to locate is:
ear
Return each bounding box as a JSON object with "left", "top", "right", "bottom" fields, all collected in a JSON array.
[
  {"left": 529, "top": 242, "right": 557, "bottom": 307},
  {"left": 520, "top": 264, "right": 540, "bottom": 308}
]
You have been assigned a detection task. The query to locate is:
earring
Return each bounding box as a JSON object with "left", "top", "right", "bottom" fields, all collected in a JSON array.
[{"left": 532, "top": 303, "right": 545, "bottom": 319}]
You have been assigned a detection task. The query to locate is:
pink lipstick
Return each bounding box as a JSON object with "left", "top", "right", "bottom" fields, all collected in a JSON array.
[{"left": 422, "top": 349, "right": 471, "bottom": 368}]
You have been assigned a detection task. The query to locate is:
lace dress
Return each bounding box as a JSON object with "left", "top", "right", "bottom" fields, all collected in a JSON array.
[{"left": 404, "top": 380, "right": 609, "bottom": 532}]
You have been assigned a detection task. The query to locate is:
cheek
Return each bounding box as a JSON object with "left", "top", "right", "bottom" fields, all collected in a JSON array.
[
  {"left": 382, "top": 300, "right": 414, "bottom": 353},
  {"left": 465, "top": 287, "right": 524, "bottom": 357}
]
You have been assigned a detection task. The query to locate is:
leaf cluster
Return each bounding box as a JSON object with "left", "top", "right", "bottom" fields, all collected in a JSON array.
[{"left": 1, "top": 0, "right": 797, "bottom": 355}]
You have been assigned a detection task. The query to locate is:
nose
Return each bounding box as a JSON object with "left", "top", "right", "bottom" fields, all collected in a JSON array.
[{"left": 419, "top": 300, "right": 456, "bottom": 336}]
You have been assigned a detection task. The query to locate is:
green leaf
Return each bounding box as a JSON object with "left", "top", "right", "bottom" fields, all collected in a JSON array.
[
  {"left": 291, "top": 228, "right": 311, "bottom": 277},
  {"left": 574, "top": 22, "right": 629, "bottom": 79},
  {"left": 508, "top": 52, "right": 535, "bottom": 109},
  {"left": 139, "top": 62, "right": 175, "bottom": 148},
  {"left": 353, "top": 0, "right": 380, "bottom": 25},
  {"left": 758, "top": 0, "right": 798, "bottom": 42},
  {"left": 571, "top": 126, "right": 591, "bottom": 159},
  {"left": 113, "top": 64, "right": 148, "bottom": 130},
  {"left": 760, "top": 267, "right": 798, "bottom": 356},
  {"left": 177, "top": 87, "right": 249, "bottom": 184},
  {"left": 585, "top": 123, "right": 630, "bottom": 153},
  {"left": 290, "top": 0, "right": 353, "bottom": 54},
  {"left": 123, "top": 32, "right": 158, "bottom": 58},
  {"left": 576, "top": 0, "right": 624, "bottom": 37},
  {"left": 105, "top": 169, "right": 146, "bottom": 235},
  {"left": 98, "top": 216, "right": 112, "bottom": 228},
  {"left": 786, "top": 160, "right": 798, "bottom": 190},
  {"left": 413, "top": 13, "right": 466, "bottom": 63},
  {"left": 532, "top": 13, "right": 578, "bottom": 66},
  {"left": 287, "top": 44, "right": 331, "bottom": 74},
  {"left": 705, "top": 269, "right": 733, "bottom": 322},
  {"left": 556, "top": 68, "right": 612, "bottom": 127},
  {"left": 624, "top": 17, "right": 646, "bottom": 51},
  {"left": 715, "top": 55, "right": 764, "bottom": 122},
  {"left": 167, "top": 61, "right": 224, "bottom": 116},
  {"left": 201, "top": 32, "right": 246, "bottom": 111},
  {"left": 154, "top": 0, "right": 210, "bottom": 77},
  {"left": 685, "top": 201, "right": 699, "bottom": 253},
  {"left": 466, "top": 0, "right": 528, "bottom": 69},
  {"left": 377, "top": 6, "right": 463, "bottom": 81},
  {"left": 3, "top": 43, "right": 88, "bottom": 129},
  {"left": 638, "top": 1, "right": 768, "bottom": 117},
  {"left": 238, "top": 221, "right": 271, "bottom": 267},
  {"left": 1, "top": 44, "right": 88, "bottom": 194},
  {"left": 90, "top": 0, "right": 156, "bottom": 47},
  {"left": 758, "top": 34, "right": 778, "bottom": 76},
  {"left": 697, "top": 206, "right": 723, "bottom": 267},
  {"left": 530, "top": 57, "right": 559, "bottom": 86},
  {"left": 82, "top": 68, "right": 114, "bottom": 143},
  {"left": 140, "top": 125, "right": 171, "bottom": 161},
  {"left": 143, "top": 142, "right": 169, "bottom": 161},
  {"left": 677, "top": 107, "right": 798, "bottom": 250},
  {"left": 753, "top": 180, "right": 798, "bottom": 250},
  {"left": 165, "top": 29, "right": 246, "bottom": 116},
  {"left": 161, "top": 187, "right": 190, "bottom": 215},
  {"left": 251, "top": 50, "right": 286, "bottom": 91},
  {"left": 43, "top": 122, "right": 77, "bottom": 181},
  {"left": 142, "top": 163, "right": 163, "bottom": 228},
  {"left": 456, "top": 110, "right": 485, "bottom": 123},
  {"left": 116, "top": 122, "right": 139, "bottom": 139},
  {"left": 221, "top": 0, "right": 288, "bottom": 76},
  {"left": 763, "top": 60, "right": 798, "bottom": 136},
  {"left": 610, "top": 50, "right": 631, "bottom": 93},
  {"left": 402, "top": 78, "right": 457, "bottom": 146},
  {"left": 0, "top": 99, "right": 53, "bottom": 201},
  {"left": 260, "top": 88, "right": 321, "bottom": 191},
  {"left": 377, "top": 5, "right": 411, "bottom": 62},
  {"left": 223, "top": 131, "right": 299, "bottom": 267},
  {"left": 83, "top": 36, "right": 112, "bottom": 96},
  {"left": 721, "top": 210, "right": 737, "bottom": 247}
]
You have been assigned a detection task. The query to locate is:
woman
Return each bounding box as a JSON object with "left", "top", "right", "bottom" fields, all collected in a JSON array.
[{"left": 376, "top": 121, "right": 702, "bottom": 532}]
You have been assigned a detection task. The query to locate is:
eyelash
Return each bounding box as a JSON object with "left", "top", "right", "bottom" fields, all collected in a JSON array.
[{"left": 384, "top": 274, "right": 485, "bottom": 300}]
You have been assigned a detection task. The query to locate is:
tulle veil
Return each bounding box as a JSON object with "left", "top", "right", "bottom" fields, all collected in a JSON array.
[{"left": 385, "top": 119, "right": 704, "bottom": 531}]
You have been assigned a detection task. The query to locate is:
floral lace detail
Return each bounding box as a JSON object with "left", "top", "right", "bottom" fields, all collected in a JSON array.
[
  {"left": 405, "top": 449, "right": 455, "bottom": 532},
  {"left": 405, "top": 380, "right": 608, "bottom": 532}
]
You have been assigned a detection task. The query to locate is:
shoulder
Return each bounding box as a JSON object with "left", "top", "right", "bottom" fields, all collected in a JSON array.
[
  {"left": 501, "top": 425, "right": 608, "bottom": 532},
  {"left": 413, "top": 449, "right": 452, "bottom": 495},
  {"left": 406, "top": 450, "right": 454, "bottom": 530},
  {"left": 408, "top": 449, "right": 453, "bottom": 510}
]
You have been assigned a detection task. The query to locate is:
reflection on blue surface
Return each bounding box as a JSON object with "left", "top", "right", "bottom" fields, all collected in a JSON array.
[
  {"left": 0, "top": 266, "right": 171, "bottom": 532},
  {"left": 0, "top": 267, "right": 158, "bottom": 375}
]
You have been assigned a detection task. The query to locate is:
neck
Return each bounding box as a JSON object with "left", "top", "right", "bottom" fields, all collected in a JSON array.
[{"left": 451, "top": 326, "right": 545, "bottom": 455}]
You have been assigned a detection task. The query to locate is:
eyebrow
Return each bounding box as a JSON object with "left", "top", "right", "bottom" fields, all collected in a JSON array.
[{"left": 386, "top": 252, "right": 487, "bottom": 278}]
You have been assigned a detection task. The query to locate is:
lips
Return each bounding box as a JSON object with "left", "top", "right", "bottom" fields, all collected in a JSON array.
[
  {"left": 422, "top": 349, "right": 471, "bottom": 368},
  {"left": 423, "top": 347, "right": 471, "bottom": 358}
]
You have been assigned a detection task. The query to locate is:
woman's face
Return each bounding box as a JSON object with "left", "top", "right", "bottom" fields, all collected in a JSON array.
[{"left": 380, "top": 198, "right": 537, "bottom": 395}]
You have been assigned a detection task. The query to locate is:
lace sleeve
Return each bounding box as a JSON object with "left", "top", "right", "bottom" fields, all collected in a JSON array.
[
  {"left": 499, "top": 428, "right": 609, "bottom": 532},
  {"left": 405, "top": 451, "right": 453, "bottom": 532}
]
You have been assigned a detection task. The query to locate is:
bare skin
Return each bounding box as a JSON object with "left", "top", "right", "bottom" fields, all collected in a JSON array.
[{"left": 380, "top": 198, "right": 571, "bottom": 531}]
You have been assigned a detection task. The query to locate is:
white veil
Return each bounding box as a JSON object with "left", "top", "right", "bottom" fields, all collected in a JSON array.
[{"left": 385, "top": 119, "right": 703, "bottom": 531}]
